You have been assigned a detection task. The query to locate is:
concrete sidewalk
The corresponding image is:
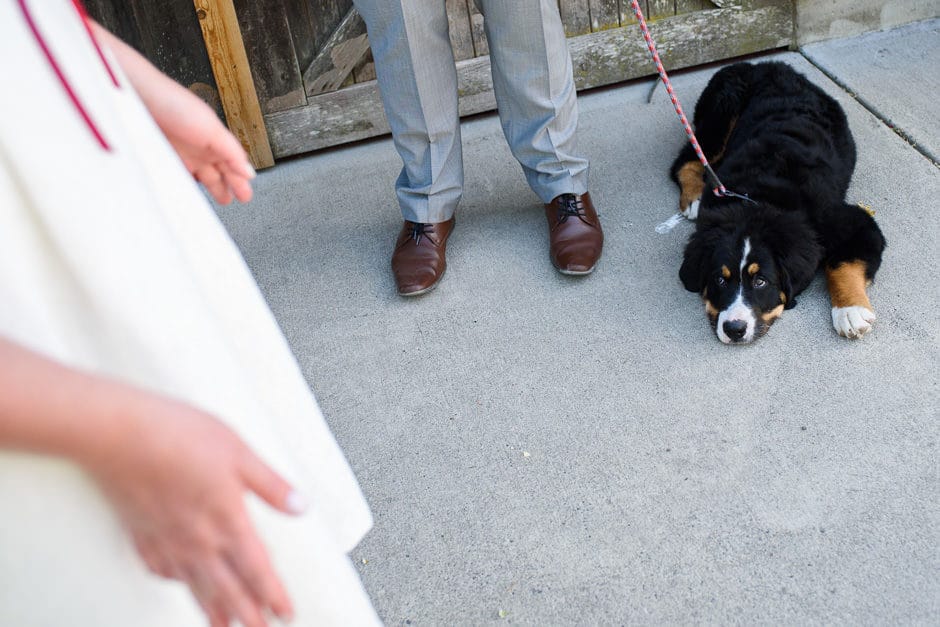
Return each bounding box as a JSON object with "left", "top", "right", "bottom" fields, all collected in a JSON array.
[{"left": 215, "top": 20, "right": 939, "bottom": 625}]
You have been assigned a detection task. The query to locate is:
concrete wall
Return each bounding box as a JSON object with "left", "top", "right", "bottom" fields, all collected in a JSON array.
[{"left": 796, "top": 0, "right": 939, "bottom": 45}]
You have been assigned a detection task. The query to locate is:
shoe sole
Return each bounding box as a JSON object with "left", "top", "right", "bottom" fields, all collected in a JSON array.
[
  {"left": 556, "top": 266, "right": 595, "bottom": 276},
  {"left": 553, "top": 258, "right": 599, "bottom": 276}
]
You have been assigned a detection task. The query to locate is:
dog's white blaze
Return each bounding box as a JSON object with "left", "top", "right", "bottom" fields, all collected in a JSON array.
[
  {"left": 717, "top": 238, "right": 757, "bottom": 344},
  {"left": 739, "top": 238, "right": 752, "bottom": 275}
]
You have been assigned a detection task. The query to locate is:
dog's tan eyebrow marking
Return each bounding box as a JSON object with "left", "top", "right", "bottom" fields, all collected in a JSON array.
[
  {"left": 721, "top": 265, "right": 731, "bottom": 279},
  {"left": 779, "top": 291, "right": 787, "bottom": 304},
  {"left": 748, "top": 262, "right": 759, "bottom": 276}
]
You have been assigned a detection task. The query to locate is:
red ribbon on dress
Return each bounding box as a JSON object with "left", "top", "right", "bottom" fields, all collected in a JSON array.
[{"left": 16, "top": 0, "right": 121, "bottom": 151}]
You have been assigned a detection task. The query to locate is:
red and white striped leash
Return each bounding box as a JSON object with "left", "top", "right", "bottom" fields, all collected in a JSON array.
[{"left": 629, "top": 0, "right": 754, "bottom": 205}]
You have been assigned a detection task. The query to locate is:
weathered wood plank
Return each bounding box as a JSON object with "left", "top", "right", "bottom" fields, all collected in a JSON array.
[
  {"left": 125, "top": 0, "right": 213, "bottom": 89},
  {"left": 308, "top": 0, "right": 355, "bottom": 56},
  {"left": 446, "top": 0, "right": 476, "bottom": 62},
  {"left": 646, "top": 0, "right": 675, "bottom": 19},
  {"left": 569, "top": 3, "right": 790, "bottom": 88},
  {"left": 83, "top": 0, "right": 144, "bottom": 51},
  {"left": 560, "top": 0, "right": 593, "bottom": 36},
  {"left": 233, "top": 0, "right": 306, "bottom": 113},
  {"left": 194, "top": 0, "right": 274, "bottom": 168},
  {"left": 353, "top": 52, "right": 376, "bottom": 83},
  {"left": 281, "top": 0, "right": 317, "bottom": 73},
  {"left": 675, "top": 0, "right": 706, "bottom": 15},
  {"left": 86, "top": 0, "right": 226, "bottom": 119},
  {"left": 267, "top": 3, "right": 792, "bottom": 157},
  {"left": 468, "top": 1, "right": 489, "bottom": 57},
  {"left": 591, "top": 0, "right": 622, "bottom": 31},
  {"left": 302, "top": 8, "right": 369, "bottom": 96},
  {"left": 620, "top": 0, "right": 639, "bottom": 25}
]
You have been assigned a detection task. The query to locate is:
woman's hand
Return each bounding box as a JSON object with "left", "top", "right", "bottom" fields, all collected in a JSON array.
[
  {"left": 89, "top": 21, "right": 255, "bottom": 205},
  {"left": 0, "top": 339, "right": 302, "bottom": 626},
  {"left": 82, "top": 396, "right": 304, "bottom": 627}
]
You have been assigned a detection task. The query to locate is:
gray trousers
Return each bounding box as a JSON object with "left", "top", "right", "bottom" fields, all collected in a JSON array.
[{"left": 354, "top": 0, "right": 590, "bottom": 223}]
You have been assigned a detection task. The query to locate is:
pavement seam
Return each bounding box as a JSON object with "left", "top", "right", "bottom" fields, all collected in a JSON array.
[{"left": 799, "top": 50, "right": 940, "bottom": 169}]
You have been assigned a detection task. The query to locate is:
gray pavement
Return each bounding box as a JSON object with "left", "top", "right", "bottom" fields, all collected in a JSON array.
[
  {"left": 214, "top": 23, "right": 939, "bottom": 626},
  {"left": 802, "top": 18, "right": 940, "bottom": 164}
]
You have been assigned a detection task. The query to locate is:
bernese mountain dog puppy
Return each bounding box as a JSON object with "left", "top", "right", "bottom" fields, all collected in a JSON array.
[{"left": 670, "top": 61, "right": 886, "bottom": 344}]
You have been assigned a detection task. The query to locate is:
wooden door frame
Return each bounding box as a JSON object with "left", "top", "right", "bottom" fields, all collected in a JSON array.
[
  {"left": 196, "top": 0, "right": 794, "bottom": 166},
  {"left": 193, "top": 0, "right": 274, "bottom": 169}
]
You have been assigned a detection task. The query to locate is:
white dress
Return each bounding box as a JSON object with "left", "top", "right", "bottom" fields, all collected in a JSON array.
[{"left": 0, "top": 2, "right": 378, "bottom": 625}]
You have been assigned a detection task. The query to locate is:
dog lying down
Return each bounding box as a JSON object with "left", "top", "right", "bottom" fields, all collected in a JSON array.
[{"left": 670, "top": 61, "right": 886, "bottom": 344}]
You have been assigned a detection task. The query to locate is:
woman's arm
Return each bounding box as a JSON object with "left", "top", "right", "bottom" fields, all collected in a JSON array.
[
  {"left": 88, "top": 20, "right": 255, "bottom": 205},
  {"left": 0, "top": 337, "right": 302, "bottom": 627}
]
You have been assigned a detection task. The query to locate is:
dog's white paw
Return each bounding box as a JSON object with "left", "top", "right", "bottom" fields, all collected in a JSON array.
[
  {"left": 682, "top": 198, "right": 701, "bottom": 221},
  {"left": 831, "top": 306, "right": 876, "bottom": 339}
]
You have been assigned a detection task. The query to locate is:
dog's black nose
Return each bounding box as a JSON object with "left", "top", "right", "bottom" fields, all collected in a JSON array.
[{"left": 723, "top": 319, "right": 748, "bottom": 341}]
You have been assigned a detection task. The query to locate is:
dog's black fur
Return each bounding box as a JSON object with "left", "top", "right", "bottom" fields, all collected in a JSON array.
[{"left": 670, "top": 61, "right": 886, "bottom": 343}]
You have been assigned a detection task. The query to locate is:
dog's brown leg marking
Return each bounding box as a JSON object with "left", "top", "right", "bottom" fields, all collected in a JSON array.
[
  {"left": 826, "top": 260, "right": 872, "bottom": 309},
  {"left": 679, "top": 118, "right": 738, "bottom": 212},
  {"left": 678, "top": 161, "right": 705, "bottom": 212}
]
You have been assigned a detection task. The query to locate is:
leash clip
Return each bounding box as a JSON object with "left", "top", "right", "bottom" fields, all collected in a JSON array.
[{"left": 713, "top": 187, "right": 758, "bottom": 204}]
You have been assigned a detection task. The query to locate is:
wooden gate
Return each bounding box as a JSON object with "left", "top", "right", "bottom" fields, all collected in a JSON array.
[{"left": 86, "top": 0, "right": 794, "bottom": 164}]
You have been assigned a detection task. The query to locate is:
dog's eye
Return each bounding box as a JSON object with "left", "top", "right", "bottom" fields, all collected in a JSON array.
[
  {"left": 716, "top": 276, "right": 726, "bottom": 286},
  {"left": 754, "top": 277, "right": 768, "bottom": 288}
]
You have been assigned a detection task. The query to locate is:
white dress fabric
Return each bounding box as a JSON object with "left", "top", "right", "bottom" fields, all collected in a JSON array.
[{"left": 0, "top": 2, "right": 378, "bottom": 625}]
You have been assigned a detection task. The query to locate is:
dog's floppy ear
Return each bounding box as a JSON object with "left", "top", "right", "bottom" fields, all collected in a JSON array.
[
  {"left": 778, "top": 265, "right": 797, "bottom": 310},
  {"left": 767, "top": 212, "right": 823, "bottom": 309},
  {"left": 679, "top": 228, "right": 710, "bottom": 292}
]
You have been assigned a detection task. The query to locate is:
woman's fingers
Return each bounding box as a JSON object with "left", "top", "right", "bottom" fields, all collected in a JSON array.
[
  {"left": 208, "top": 129, "right": 251, "bottom": 176},
  {"left": 194, "top": 165, "right": 233, "bottom": 205},
  {"left": 225, "top": 525, "right": 294, "bottom": 622},
  {"left": 188, "top": 558, "right": 268, "bottom": 627},
  {"left": 194, "top": 161, "right": 253, "bottom": 204},
  {"left": 206, "top": 558, "right": 270, "bottom": 627},
  {"left": 219, "top": 162, "right": 253, "bottom": 203},
  {"left": 240, "top": 451, "right": 306, "bottom": 516},
  {"left": 194, "top": 593, "right": 229, "bottom": 627}
]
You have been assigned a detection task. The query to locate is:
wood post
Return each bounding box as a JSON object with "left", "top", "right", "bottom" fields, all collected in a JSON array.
[{"left": 193, "top": 0, "right": 274, "bottom": 169}]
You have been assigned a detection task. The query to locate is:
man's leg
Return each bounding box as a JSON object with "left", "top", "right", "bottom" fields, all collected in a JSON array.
[
  {"left": 476, "top": 0, "right": 602, "bottom": 275},
  {"left": 354, "top": 0, "right": 461, "bottom": 295}
]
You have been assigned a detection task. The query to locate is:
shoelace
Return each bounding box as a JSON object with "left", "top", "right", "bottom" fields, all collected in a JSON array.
[
  {"left": 556, "top": 194, "right": 586, "bottom": 223},
  {"left": 410, "top": 222, "right": 435, "bottom": 244}
]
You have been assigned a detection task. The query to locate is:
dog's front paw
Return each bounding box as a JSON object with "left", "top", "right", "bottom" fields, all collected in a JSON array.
[
  {"left": 681, "top": 198, "right": 701, "bottom": 221},
  {"left": 831, "top": 306, "right": 876, "bottom": 339}
]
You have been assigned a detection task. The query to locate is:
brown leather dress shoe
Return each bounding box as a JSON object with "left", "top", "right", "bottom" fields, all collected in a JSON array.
[
  {"left": 544, "top": 192, "right": 604, "bottom": 275},
  {"left": 391, "top": 217, "right": 455, "bottom": 296}
]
